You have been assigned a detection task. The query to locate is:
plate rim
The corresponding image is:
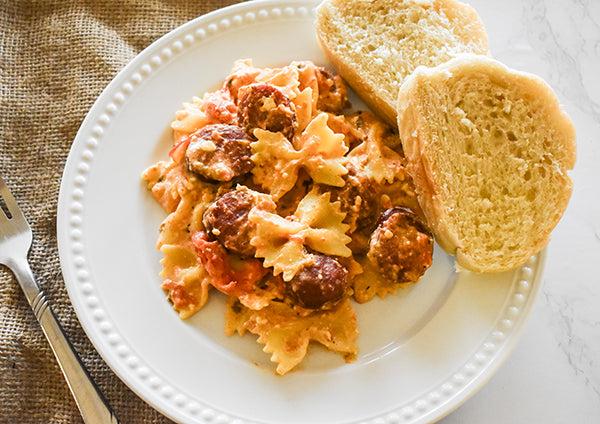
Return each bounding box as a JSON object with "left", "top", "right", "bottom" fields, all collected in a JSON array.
[{"left": 56, "top": 1, "right": 546, "bottom": 423}]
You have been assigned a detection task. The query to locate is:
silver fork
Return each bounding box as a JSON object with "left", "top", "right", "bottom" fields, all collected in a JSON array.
[{"left": 0, "top": 174, "right": 120, "bottom": 424}]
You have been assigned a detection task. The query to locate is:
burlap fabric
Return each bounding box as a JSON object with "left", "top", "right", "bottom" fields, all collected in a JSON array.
[{"left": 0, "top": 1, "right": 242, "bottom": 422}]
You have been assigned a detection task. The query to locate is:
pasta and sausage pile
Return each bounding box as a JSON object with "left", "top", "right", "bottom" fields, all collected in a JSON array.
[{"left": 142, "top": 60, "right": 434, "bottom": 374}]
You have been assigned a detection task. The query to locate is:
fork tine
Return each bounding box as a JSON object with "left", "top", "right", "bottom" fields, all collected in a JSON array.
[
  {"left": 0, "top": 174, "right": 14, "bottom": 218},
  {"left": 0, "top": 173, "right": 120, "bottom": 423},
  {"left": 0, "top": 174, "right": 26, "bottom": 224}
]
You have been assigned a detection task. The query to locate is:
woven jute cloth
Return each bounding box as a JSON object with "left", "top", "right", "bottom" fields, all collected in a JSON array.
[{"left": 0, "top": 1, "right": 242, "bottom": 423}]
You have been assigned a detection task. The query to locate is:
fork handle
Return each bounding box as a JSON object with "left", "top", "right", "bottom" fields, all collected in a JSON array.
[{"left": 10, "top": 257, "right": 120, "bottom": 424}]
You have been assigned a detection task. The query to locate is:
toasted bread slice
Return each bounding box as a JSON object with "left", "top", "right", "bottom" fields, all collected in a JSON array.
[
  {"left": 397, "top": 54, "right": 576, "bottom": 272},
  {"left": 315, "top": 0, "right": 490, "bottom": 125}
]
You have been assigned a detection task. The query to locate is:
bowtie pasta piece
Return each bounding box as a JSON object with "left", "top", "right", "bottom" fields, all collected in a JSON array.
[
  {"left": 251, "top": 112, "right": 348, "bottom": 199},
  {"left": 249, "top": 188, "right": 351, "bottom": 281}
]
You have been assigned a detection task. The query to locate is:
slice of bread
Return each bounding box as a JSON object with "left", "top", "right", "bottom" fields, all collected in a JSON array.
[
  {"left": 397, "top": 54, "right": 577, "bottom": 272},
  {"left": 315, "top": 0, "right": 490, "bottom": 125}
]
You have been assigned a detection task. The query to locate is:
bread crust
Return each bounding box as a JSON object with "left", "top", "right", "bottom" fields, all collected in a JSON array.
[
  {"left": 315, "top": 0, "right": 490, "bottom": 125},
  {"left": 400, "top": 104, "right": 461, "bottom": 254},
  {"left": 397, "top": 55, "right": 576, "bottom": 272}
]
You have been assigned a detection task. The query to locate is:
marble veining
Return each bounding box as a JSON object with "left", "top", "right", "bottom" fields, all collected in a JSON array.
[
  {"left": 521, "top": 0, "right": 600, "bottom": 121},
  {"left": 442, "top": 0, "right": 600, "bottom": 422}
]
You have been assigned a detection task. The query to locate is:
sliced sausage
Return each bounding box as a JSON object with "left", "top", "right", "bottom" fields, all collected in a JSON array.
[
  {"left": 237, "top": 84, "right": 297, "bottom": 140},
  {"left": 327, "top": 161, "right": 379, "bottom": 231},
  {"left": 203, "top": 187, "right": 276, "bottom": 257},
  {"left": 367, "top": 207, "right": 433, "bottom": 284},
  {"left": 315, "top": 67, "right": 350, "bottom": 114},
  {"left": 286, "top": 254, "right": 348, "bottom": 309},
  {"left": 185, "top": 124, "right": 253, "bottom": 182}
]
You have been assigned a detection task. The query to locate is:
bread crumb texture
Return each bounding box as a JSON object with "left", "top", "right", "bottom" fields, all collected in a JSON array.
[
  {"left": 397, "top": 55, "right": 576, "bottom": 272},
  {"left": 316, "top": 0, "right": 489, "bottom": 110}
]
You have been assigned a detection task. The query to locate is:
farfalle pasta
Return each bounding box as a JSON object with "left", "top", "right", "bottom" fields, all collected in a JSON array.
[
  {"left": 250, "top": 188, "right": 351, "bottom": 281},
  {"left": 251, "top": 113, "right": 348, "bottom": 199},
  {"left": 142, "top": 60, "right": 434, "bottom": 374}
]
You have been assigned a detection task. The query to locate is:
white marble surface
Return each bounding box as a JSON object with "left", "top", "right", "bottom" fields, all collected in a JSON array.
[{"left": 440, "top": 0, "right": 600, "bottom": 422}]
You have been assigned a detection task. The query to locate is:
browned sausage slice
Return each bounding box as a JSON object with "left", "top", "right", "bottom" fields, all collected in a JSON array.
[
  {"left": 185, "top": 124, "right": 253, "bottom": 182},
  {"left": 315, "top": 67, "right": 350, "bottom": 114},
  {"left": 327, "top": 162, "right": 378, "bottom": 231},
  {"left": 285, "top": 254, "right": 349, "bottom": 309},
  {"left": 203, "top": 187, "right": 276, "bottom": 257},
  {"left": 237, "top": 84, "right": 297, "bottom": 140},
  {"left": 367, "top": 207, "right": 434, "bottom": 284}
]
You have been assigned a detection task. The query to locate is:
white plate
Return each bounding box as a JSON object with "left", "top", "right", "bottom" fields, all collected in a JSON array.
[{"left": 57, "top": 1, "right": 545, "bottom": 423}]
